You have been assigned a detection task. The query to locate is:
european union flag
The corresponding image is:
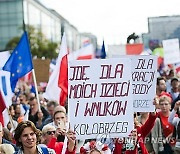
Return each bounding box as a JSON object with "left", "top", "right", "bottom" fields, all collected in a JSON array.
[
  {"left": 101, "top": 40, "right": 106, "bottom": 59},
  {"left": 3, "top": 32, "right": 33, "bottom": 92}
]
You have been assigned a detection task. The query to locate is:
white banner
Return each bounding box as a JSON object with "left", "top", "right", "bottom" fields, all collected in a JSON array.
[
  {"left": 162, "top": 38, "right": 180, "bottom": 64},
  {"left": 68, "top": 58, "right": 133, "bottom": 139},
  {"left": 130, "top": 55, "right": 157, "bottom": 112}
]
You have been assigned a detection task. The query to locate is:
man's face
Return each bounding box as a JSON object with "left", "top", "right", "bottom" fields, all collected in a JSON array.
[
  {"left": 19, "top": 127, "right": 37, "bottom": 149},
  {"left": 171, "top": 80, "right": 180, "bottom": 90},
  {"left": 29, "top": 99, "right": 37, "bottom": 110},
  {"left": 15, "top": 104, "right": 21, "bottom": 114},
  {"left": 158, "top": 79, "right": 166, "bottom": 92},
  {"left": 47, "top": 105, "right": 55, "bottom": 117},
  {"left": 54, "top": 112, "right": 66, "bottom": 126}
]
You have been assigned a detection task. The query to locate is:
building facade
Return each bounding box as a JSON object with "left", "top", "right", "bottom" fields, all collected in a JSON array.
[
  {"left": 0, "top": 0, "right": 97, "bottom": 52},
  {"left": 142, "top": 15, "right": 180, "bottom": 49}
]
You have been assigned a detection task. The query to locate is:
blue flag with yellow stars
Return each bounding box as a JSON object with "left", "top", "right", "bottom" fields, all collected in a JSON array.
[{"left": 3, "top": 31, "right": 33, "bottom": 92}]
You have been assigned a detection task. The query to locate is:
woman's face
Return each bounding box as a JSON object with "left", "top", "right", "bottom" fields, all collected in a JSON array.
[
  {"left": 19, "top": 127, "right": 37, "bottom": 149},
  {"left": 44, "top": 128, "right": 56, "bottom": 143},
  {"left": 159, "top": 100, "right": 171, "bottom": 113},
  {"left": 10, "top": 106, "right": 15, "bottom": 116}
]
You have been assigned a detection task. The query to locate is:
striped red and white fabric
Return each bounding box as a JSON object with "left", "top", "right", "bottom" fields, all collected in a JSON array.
[
  {"left": 108, "top": 43, "right": 144, "bottom": 57},
  {"left": 43, "top": 33, "right": 68, "bottom": 105}
]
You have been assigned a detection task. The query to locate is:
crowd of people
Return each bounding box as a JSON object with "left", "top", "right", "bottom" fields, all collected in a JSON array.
[{"left": 0, "top": 68, "right": 179, "bottom": 154}]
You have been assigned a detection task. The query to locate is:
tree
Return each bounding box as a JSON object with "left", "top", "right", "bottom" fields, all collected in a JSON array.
[
  {"left": 5, "top": 25, "right": 58, "bottom": 59},
  {"left": 5, "top": 37, "right": 20, "bottom": 50}
]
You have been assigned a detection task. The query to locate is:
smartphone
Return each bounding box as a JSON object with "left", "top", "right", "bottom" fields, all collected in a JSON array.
[{"left": 58, "top": 120, "right": 66, "bottom": 130}]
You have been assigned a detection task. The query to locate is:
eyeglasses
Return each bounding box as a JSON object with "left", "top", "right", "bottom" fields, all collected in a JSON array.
[{"left": 46, "top": 131, "right": 55, "bottom": 135}]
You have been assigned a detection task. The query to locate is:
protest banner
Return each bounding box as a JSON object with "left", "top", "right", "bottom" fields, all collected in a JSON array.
[
  {"left": 130, "top": 55, "right": 157, "bottom": 112},
  {"left": 68, "top": 58, "right": 133, "bottom": 139},
  {"left": 162, "top": 38, "right": 180, "bottom": 65},
  {"left": 33, "top": 59, "right": 50, "bottom": 83}
]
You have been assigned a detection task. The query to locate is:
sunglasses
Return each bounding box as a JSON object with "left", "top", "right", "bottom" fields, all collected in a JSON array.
[{"left": 46, "top": 131, "right": 55, "bottom": 135}]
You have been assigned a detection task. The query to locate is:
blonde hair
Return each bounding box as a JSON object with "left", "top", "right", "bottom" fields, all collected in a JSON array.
[
  {"left": 159, "top": 96, "right": 171, "bottom": 104},
  {"left": 42, "top": 125, "right": 56, "bottom": 135},
  {"left": 0, "top": 144, "right": 15, "bottom": 154}
]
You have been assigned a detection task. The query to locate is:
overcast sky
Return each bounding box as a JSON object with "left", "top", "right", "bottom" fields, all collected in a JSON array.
[{"left": 40, "top": 0, "right": 180, "bottom": 45}]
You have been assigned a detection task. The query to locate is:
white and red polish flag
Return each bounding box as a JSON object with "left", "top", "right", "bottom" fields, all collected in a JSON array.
[
  {"left": 21, "top": 72, "right": 32, "bottom": 83},
  {"left": 43, "top": 33, "right": 68, "bottom": 105},
  {"left": 44, "top": 34, "right": 95, "bottom": 106},
  {"left": 57, "top": 43, "right": 94, "bottom": 106},
  {"left": 70, "top": 43, "right": 94, "bottom": 60},
  {"left": 0, "top": 90, "right": 6, "bottom": 126}
]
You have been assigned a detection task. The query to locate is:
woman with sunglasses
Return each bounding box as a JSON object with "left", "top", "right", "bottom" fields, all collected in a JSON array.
[
  {"left": 41, "top": 124, "right": 76, "bottom": 154},
  {"left": 41, "top": 125, "right": 56, "bottom": 146}
]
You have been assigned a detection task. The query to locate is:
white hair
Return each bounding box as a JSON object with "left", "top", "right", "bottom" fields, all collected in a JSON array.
[
  {"left": 0, "top": 144, "right": 15, "bottom": 154},
  {"left": 42, "top": 124, "right": 55, "bottom": 135}
]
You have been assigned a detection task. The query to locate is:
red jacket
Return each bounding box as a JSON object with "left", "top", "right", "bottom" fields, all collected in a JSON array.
[
  {"left": 48, "top": 137, "right": 75, "bottom": 154},
  {"left": 113, "top": 113, "right": 157, "bottom": 154}
]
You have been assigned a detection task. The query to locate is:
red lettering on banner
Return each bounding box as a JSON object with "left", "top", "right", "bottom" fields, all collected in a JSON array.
[
  {"left": 84, "top": 100, "right": 127, "bottom": 116},
  {"left": 100, "top": 64, "right": 123, "bottom": 79},
  {"left": 75, "top": 102, "right": 79, "bottom": 117},
  {"left": 69, "top": 83, "right": 97, "bottom": 98},
  {"left": 100, "top": 81, "right": 130, "bottom": 97},
  {"left": 69, "top": 65, "right": 90, "bottom": 81}
]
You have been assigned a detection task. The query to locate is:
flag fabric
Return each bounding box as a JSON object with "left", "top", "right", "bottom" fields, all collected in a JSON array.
[
  {"left": 101, "top": 40, "right": 106, "bottom": 59},
  {"left": 0, "top": 90, "right": 6, "bottom": 126},
  {"left": 20, "top": 72, "right": 32, "bottom": 83},
  {"left": 44, "top": 34, "right": 95, "bottom": 106},
  {"left": 58, "top": 43, "right": 95, "bottom": 106},
  {"left": 152, "top": 47, "right": 164, "bottom": 71},
  {"left": 95, "top": 40, "right": 106, "bottom": 59},
  {"left": 58, "top": 33, "right": 68, "bottom": 106},
  {"left": 126, "top": 43, "right": 144, "bottom": 55},
  {"left": 0, "top": 51, "right": 13, "bottom": 107},
  {"left": 175, "top": 62, "right": 180, "bottom": 73},
  {"left": 152, "top": 47, "right": 164, "bottom": 57},
  {"left": 2, "top": 32, "right": 33, "bottom": 92},
  {"left": 108, "top": 43, "right": 144, "bottom": 58},
  {"left": 70, "top": 43, "right": 94, "bottom": 60},
  {"left": 43, "top": 33, "right": 68, "bottom": 105},
  {"left": 58, "top": 54, "right": 68, "bottom": 106}
]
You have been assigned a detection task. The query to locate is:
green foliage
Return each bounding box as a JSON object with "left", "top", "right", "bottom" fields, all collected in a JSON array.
[
  {"left": 5, "top": 25, "right": 58, "bottom": 59},
  {"left": 5, "top": 37, "right": 20, "bottom": 51}
]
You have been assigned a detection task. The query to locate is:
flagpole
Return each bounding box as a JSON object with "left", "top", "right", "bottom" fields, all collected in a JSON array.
[
  {"left": 32, "top": 69, "right": 41, "bottom": 111},
  {"left": 6, "top": 108, "right": 15, "bottom": 130}
]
